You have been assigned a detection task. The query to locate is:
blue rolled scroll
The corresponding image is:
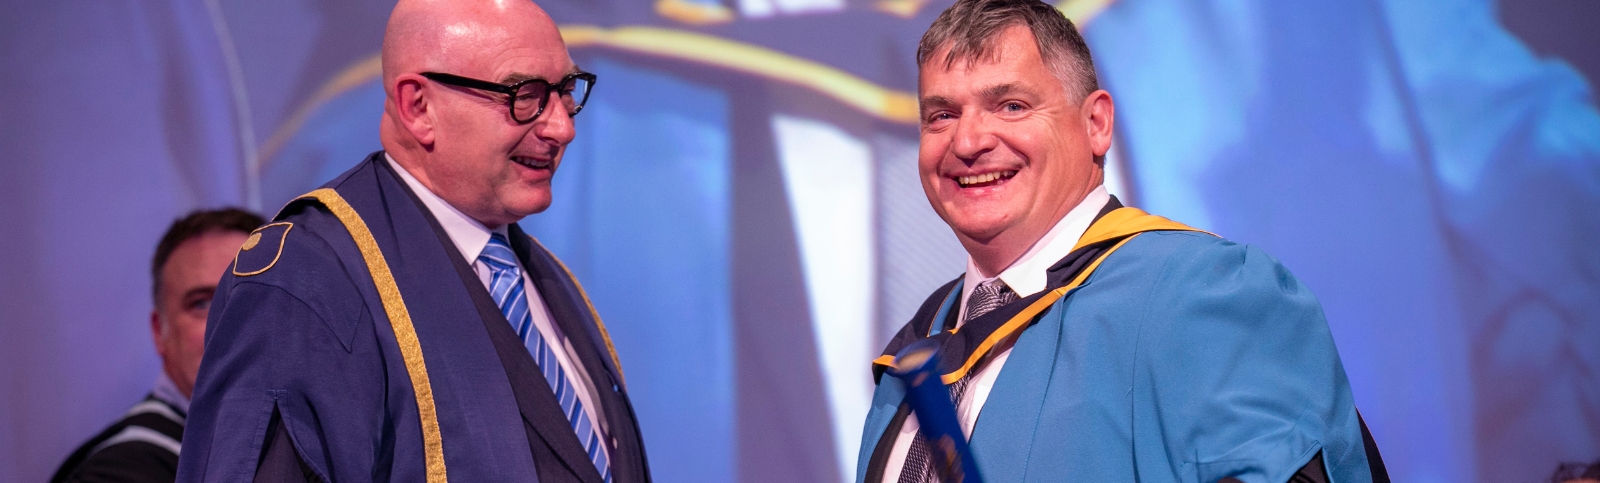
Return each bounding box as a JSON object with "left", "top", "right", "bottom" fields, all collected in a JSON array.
[{"left": 887, "top": 338, "right": 985, "bottom": 483}]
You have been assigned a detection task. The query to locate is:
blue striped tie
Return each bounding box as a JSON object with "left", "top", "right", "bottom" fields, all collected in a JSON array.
[{"left": 479, "top": 233, "right": 611, "bottom": 482}]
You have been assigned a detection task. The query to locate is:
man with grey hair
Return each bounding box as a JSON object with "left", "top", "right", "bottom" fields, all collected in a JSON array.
[{"left": 857, "top": 0, "right": 1388, "bottom": 481}]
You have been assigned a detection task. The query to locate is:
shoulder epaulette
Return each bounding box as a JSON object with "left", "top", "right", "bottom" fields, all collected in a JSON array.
[{"left": 232, "top": 221, "right": 293, "bottom": 276}]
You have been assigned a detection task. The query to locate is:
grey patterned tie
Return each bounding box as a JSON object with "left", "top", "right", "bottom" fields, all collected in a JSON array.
[{"left": 898, "top": 279, "right": 1017, "bottom": 483}]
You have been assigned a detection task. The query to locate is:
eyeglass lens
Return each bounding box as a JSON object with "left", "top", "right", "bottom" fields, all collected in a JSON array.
[{"left": 511, "top": 76, "right": 594, "bottom": 122}]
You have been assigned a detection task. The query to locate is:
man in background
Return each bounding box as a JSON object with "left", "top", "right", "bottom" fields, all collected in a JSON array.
[
  {"left": 858, "top": 0, "right": 1387, "bottom": 481},
  {"left": 51, "top": 208, "right": 263, "bottom": 483}
]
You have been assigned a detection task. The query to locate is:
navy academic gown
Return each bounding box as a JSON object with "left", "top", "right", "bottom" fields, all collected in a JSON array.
[
  {"left": 178, "top": 153, "right": 650, "bottom": 482},
  {"left": 858, "top": 199, "right": 1388, "bottom": 483}
]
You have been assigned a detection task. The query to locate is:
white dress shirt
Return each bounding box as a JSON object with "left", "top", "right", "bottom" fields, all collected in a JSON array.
[
  {"left": 387, "top": 155, "right": 610, "bottom": 451},
  {"left": 882, "top": 186, "right": 1110, "bottom": 482}
]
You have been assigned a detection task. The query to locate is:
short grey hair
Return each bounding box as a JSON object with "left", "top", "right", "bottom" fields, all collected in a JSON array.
[{"left": 917, "top": 0, "right": 1099, "bottom": 101}]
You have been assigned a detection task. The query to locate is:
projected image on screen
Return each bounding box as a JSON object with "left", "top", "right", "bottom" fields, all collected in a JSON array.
[{"left": 2, "top": 0, "right": 1595, "bottom": 482}]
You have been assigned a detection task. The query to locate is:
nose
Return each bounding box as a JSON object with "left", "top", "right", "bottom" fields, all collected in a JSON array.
[
  {"left": 949, "top": 110, "right": 997, "bottom": 161},
  {"left": 533, "top": 93, "right": 577, "bottom": 146}
]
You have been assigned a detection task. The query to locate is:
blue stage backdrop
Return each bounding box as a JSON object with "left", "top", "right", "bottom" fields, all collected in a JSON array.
[{"left": 2, "top": 0, "right": 1596, "bottom": 482}]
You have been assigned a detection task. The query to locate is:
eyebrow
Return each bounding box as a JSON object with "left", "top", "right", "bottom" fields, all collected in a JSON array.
[
  {"left": 919, "top": 82, "right": 1025, "bottom": 111},
  {"left": 499, "top": 64, "right": 583, "bottom": 85},
  {"left": 499, "top": 73, "right": 544, "bottom": 84},
  {"left": 920, "top": 95, "right": 956, "bottom": 111},
  {"left": 979, "top": 83, "right": 1018, "bottom": 99},
  {"left": 180, "top": 286, "right": 215, "bottom": 302}
]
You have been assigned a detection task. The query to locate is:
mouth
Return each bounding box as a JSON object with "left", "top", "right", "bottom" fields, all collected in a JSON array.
[
  {"left": 511, "top": 155, "right": 553, "bottom": 170},
  {"left": 954, "top": 170, "right": 1017, "bottom": 188}
]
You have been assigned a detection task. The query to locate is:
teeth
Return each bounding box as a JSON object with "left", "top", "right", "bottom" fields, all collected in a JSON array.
[
  {"left": 512, "top": 156, "right": 551, "bottom": 169},
  {"left": 956, "top": 170, "right": 1016, "bottom": 187}
]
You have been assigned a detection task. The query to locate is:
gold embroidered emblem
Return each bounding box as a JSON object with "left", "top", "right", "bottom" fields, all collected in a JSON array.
[{"left": 233, "top": 222, "right": 293, "bottom": 277}]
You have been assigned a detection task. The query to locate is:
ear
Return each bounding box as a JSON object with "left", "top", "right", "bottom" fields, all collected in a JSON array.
[
  {"left": 150, "top": 309, "right": 168, "bottom": 359},
  {"left": 393, "top": 74, "right": 437, "bottom": 146},
  {"left": 1082, "top": 89, "right": 1115, "bottom": 158}
]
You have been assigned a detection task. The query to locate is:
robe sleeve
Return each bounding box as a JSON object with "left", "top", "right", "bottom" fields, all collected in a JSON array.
[
  {"left": 177, "top": 281, "right": 321, "bottom": 482},
  {"left": 1131, "top": 235, "right": 1371, "bottom": 483},
  {"left": 177, "top": 228, "right": 386, "bottom": 482}
]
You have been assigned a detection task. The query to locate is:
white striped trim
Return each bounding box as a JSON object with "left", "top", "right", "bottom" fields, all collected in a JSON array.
[
  {"left": 125, "top": 400, "right": 185, "bottom": 426},
  {"left": 90, "top": 426, "right": 181, "bottom": 457}
]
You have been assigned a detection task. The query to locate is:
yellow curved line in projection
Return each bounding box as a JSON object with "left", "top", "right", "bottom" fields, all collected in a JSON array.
[
  {"left": 655, "top": 0, "right": 735, "bottom": 25},
  {"left": 258, "top": 55, "right": 381, "bottom": 169},
  {"left": 1057, "top": 0, "right": 1115, "bottom": 24},
  {"left": 255, "top": 26, "right": 918, "bottom": 165},
  {"left": 563, "top": 25, "right": 921, "bottom": 122},
  {"left": 257, "top": 0, "right": 1116, "bottom": 167}
]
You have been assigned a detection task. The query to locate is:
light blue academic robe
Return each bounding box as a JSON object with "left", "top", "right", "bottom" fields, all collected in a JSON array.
[{"left": 858, "top": 226, "right": 1374, "bottom": 483}]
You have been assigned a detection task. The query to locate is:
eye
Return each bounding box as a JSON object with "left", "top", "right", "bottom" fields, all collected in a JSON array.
[
  {"left": 1003, "top": 101, "right": 1025, "bottom": 112},
  {"left": 185, "top": 295, "right": 213, "bottom": 313}
]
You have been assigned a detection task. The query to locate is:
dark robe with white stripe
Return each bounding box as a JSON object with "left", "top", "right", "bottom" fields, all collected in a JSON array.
[{"left": 53, "top": 394, "right": 187, "bottom": 483}]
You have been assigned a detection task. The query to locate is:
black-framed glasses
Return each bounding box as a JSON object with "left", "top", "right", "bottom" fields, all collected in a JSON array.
[{"left": 421, "top": 71, "right": 596, "bottom": 124}]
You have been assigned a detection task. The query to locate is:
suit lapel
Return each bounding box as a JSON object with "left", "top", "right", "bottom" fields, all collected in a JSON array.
[
  {"left": 450, "top": 238, "right": 603, "bottom": 483},
  {"left": 510, "top": 225, "right": 648, "bottom": 483},
  {"left": 380, "top": 160, "right": 603, "bottom": 483},
  {"left": 510, "top": 227, "right": 625, "bottom": 386}
]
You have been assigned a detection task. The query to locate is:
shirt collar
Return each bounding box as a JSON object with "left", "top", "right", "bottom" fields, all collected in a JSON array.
[
  {"left": 961, "top": 185, "right": 1110, "bottom": 308},
  {"left": 385, "top": 153, "right": 506, "bottom": 262},
  {"left": 152, "top": 371, "right": 190, "bottom": 415}
]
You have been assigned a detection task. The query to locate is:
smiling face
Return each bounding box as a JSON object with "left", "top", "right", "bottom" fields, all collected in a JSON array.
[
  {"left": 427, "top": 35, "right": 576, "bottom": 226},
  {"left": 382, "top": 0, "right": 578, "bottom": 228},
  {"left": 918, "top": 24, "right": 1111, "bottom": 274}
]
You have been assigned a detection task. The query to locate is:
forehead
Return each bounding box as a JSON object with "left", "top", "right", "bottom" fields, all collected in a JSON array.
[
  {"left": 459, "top": 23, "right": 575, "bottom": 82},
  {"left": 918, "top": 25, "right": 1053, "bottom": 95}
]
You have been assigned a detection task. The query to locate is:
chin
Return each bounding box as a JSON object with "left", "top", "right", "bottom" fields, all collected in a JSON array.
[
  {"left": 947, "top": 216, "right": 1013, "bottom": 244},
  {"left": 940, "top": 201, "right": 1016, "bottom": 238},
  {"left": 512, "top": 197, "right": 553, "bottom": 217},
  {"left": 503, "top": 186, "right": 553, "bottom": 214}
]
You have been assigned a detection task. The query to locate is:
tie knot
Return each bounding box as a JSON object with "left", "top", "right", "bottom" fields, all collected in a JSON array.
[
  {"left": 964, "top": 279, "right": 1018, "bottom": 324},
  {"left": 975, "top": 278, "right": 1010, "bottom": 295},
  {"left": 479, "top": 233, "right": 519, "bottom": 271}
]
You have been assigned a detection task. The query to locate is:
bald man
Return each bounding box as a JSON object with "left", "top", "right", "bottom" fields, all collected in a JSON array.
[{"left": 178, "top": 1, "right": 650, "bottom": 481}]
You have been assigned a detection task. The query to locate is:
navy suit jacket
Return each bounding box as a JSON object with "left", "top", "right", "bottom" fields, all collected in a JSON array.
[{"left": 179, "top": 153, "right": 649, "bottom": 482}]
